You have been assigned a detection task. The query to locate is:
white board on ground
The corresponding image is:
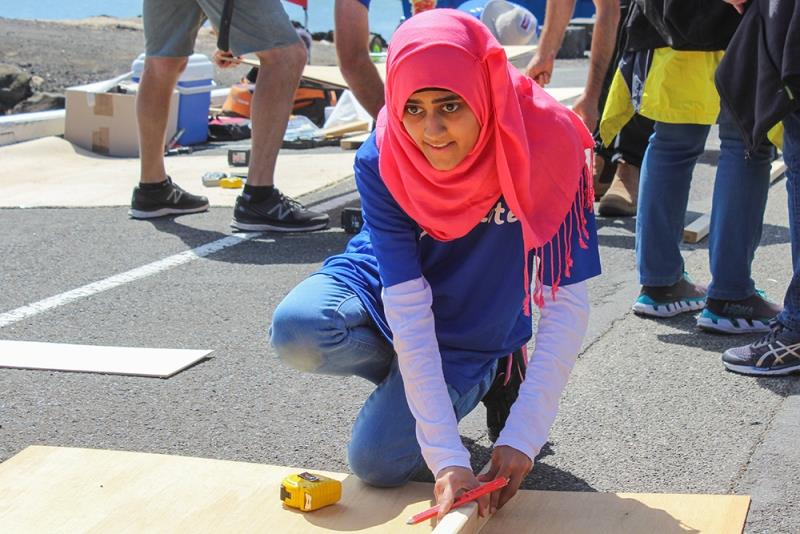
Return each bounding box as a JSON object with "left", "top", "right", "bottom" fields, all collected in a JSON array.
[{"left": 0, "top": 340, "right": 210, "bottom": 378}]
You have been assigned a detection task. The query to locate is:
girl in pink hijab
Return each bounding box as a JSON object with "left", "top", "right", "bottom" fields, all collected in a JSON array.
[{"left": 271, "top": 9, "right": 599, "bottom": 517}]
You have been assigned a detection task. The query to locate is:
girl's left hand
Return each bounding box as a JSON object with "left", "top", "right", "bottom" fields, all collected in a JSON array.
[{"left": 477, "top": 445, "right": 533, "bottom": 513}]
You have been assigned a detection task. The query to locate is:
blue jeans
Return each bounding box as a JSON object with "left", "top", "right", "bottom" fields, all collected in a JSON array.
[
  {"left": 780, "top": 111, "right": 800, "bottom": 331},
  {"left": 637, "top": 108, "right": 773, "bottom": 299},
  {"left": 269, "top": 273, "right": 495, "bottom": 486}
]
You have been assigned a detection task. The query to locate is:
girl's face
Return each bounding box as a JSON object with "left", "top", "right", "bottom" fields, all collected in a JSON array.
[{"left": 401, "top": 89, "right": 480, "bottom": 171}]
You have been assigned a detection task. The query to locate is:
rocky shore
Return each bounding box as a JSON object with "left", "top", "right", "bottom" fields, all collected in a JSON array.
[{"left": 0, "top": 16, "right": 339, "bottom": 113}]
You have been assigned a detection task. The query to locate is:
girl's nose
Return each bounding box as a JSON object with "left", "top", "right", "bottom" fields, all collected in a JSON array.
[{"left": 423, "top": 114, "right": 446, "bottom": 139}]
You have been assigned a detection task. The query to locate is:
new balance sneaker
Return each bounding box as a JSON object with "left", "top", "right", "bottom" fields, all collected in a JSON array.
[
  {"left": 722, "top": 320, "right": 800, "bottom": 376},
  {"left": 482, "top": 347, "right": 527, "bottom": 443},
  {"left": 129, "top": 177, "right": 209, "bottom": 219},
  {"left": 698, "top": 291, "right": 782, "bottom": 334},
  {"left": 231, "top": 188, "right": 329, "bottom": 232},
  {"left": 632, "top": 273, "right": 707, "bottom": 318}
]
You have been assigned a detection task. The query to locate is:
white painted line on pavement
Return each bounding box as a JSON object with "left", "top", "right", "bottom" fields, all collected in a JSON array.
[{"left": 0, "top": 233, "right": 264, "bottom": 329}]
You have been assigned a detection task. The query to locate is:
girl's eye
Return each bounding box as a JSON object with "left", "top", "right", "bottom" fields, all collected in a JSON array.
[
  {"left": 405, "top": 105, "right": 423, "bottom": 116},
  {"left": 442, "top": 102, "right": 460, "bottom": 113}
]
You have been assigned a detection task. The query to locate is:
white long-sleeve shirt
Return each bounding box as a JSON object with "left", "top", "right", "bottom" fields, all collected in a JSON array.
[{"left": 383, "top": 277, "right": 589, "bottom": 476}]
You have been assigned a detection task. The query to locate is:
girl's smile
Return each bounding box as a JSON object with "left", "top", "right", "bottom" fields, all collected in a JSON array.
[{"left": 402, "top": 89, "right": 481, "bottom": 171}]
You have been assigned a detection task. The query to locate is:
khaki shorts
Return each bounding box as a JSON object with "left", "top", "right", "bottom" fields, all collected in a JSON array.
[{"left": 144, "top": 0, "right": 300, "bottom": 57}]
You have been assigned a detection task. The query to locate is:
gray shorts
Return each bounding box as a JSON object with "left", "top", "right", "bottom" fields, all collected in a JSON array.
[{"left": 144, "top": 0, "right": 300, "bottom": 57}]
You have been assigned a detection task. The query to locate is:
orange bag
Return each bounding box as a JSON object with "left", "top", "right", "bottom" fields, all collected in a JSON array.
[{"left": 222, "top": 67, "right": 340, "bottom": 126}]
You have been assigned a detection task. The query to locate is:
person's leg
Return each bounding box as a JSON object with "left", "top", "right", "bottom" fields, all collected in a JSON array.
[
  {"left": 137, "top": 57, "right": 187, "bottom": 185},
  {"left": 780, "top": 111, "right": 800, "bottom": 332},
  {"left": 699, "top": 108, "right": 779, "bottom": 333},
  {"left": 347, "top": 361, "right": 495, "bottom": 487},
  {"left": 130, "top": 0, "right": 209, "bottom": 219},
  {"left": 270, "top": 274, "right": 394, "bottom": 384},
  {"left": 197, "top": 0, "right": 329, "bottom": 231},
  {"left": 632, "top": 121, "right": 709, "bottom": 317},
  {"left": 722, "top": 110, "right": 800, "bottom": 375}
]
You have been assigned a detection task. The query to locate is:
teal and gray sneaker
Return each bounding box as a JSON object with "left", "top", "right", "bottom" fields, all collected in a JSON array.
[
  {"left": 698, "top": 290, "right": 782, "bottom": 334},
  {"left": 632, "top": 273, "right": 706, "bottom": 318}
]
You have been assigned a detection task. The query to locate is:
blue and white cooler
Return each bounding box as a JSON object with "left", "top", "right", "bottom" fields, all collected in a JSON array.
[{"left": 132, "top": 53, "right": 216, "bottom": 145}]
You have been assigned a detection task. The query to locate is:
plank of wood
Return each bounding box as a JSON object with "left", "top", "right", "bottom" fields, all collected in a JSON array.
[
  {"left": 0, "top": 446, "right": 439, "bottom": 533},
  {"left": 299, "top": 47, "right": 536, "bottom": 90},
  {"left": 320, "top": 120, "right": 370, "bottom": 139},
  {"left": 341, "top": 132, "right": 371, "bottom": 150},
  {"left": 0, "top": 340, "right": 210, "bottom": 378},
  {"left": 0, "top": 109, "right": 65, "bottom": 147},
  {"left": 683, "top": 214, "right": 711, "bottom": 244},
  {"left": 0, "top": 447, "right": 750, "bottom": 534},
  {"left": 479, "top": 490, "right": 750, "bottom": 534},
  {"left": 770, "top": 158, "right": 787, "bottom": 184}
]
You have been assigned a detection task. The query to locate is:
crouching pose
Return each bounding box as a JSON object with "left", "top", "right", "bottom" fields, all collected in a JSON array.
[{"left": 271, "top": 9, "right": 601, "bottom": 517}]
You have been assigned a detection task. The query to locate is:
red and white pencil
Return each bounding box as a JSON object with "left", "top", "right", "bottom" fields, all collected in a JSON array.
[{"left": 406, "top": 477, "right": 509, "bottom": 525}]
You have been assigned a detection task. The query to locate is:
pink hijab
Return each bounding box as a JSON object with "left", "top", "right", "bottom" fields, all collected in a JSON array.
[{"left": 376, "top": 9, "right": 594, "bottom": 312}]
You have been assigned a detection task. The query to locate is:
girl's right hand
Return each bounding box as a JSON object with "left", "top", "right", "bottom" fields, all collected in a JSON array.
[{"left": 434, "top": 466, "right": 489, "bottom": 519}]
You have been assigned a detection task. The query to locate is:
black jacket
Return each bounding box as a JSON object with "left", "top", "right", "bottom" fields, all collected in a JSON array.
[
  {"left": 716, "top": 0, "right": 800, "bottom": 153},
  {"left": 625, "top": 0, "right": 741, "bottom": 52}
]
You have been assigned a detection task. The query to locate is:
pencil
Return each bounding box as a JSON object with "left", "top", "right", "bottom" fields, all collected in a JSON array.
[{"left": 405, "top": 477, "right": 509, "bottom": 525}]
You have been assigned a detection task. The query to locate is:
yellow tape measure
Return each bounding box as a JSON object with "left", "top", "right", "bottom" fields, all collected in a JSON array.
[{"left": 280, "top": 472, "right": 342, "bottom": 512}]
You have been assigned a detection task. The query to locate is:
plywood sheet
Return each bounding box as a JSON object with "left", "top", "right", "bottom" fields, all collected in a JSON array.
[
  {"left": 0, "top": 446, "right": 439, "bottom": 534},
  {"left": 302, "top": 46, "right": 536, "bottom": 89},
  {"left": 0, "top": 447, "right": 749, "bottom": 534},
  {"left": 0, "top": 137, "right": 356, "bottom": 208},
  {"left": 0, "top": 340, "right": 210, "bottom": 378},
  {"left": 478, "top": 490, "right": 750, "bottom": 534}
]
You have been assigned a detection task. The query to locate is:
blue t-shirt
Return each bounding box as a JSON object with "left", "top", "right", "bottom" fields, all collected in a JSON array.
[{"left": 318, "top": 133, "right": 601, "bottom": 393}]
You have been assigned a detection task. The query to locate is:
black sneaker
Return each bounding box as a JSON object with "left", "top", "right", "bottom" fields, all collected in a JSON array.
[
  {"left": 482, "top": 347, "right": 527, "bottom": 443},
  {"left": 231, "top": 188, "right": 329, "bottom": 232},
  {"left": 632, "top": 273, "right": 707, "bottom": 318},
  {"left": 722, "top": 320, "right": 800, "bottom": 376},
  {"left": 129, "top": 177, "right": 209, "bottom": 219},
  {"left": 698, "top": 290, "right": 782, "bottom": 334}
]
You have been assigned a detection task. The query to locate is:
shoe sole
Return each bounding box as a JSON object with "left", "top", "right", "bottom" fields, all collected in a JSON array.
[
  {"left": 129, "top": 205, "right": 209, "bottom": 219},
  {"left": 697, "top": 316, "right": 772, "bottom": 335},
  {"left": 722, "top": 360, "right": 800, "bottom": 376},
  {"left": 632, "top": 299, "right": 705, "bottom": 318},
  {"left": 230, "top": 220, "right": 329, "bottom": 233}
]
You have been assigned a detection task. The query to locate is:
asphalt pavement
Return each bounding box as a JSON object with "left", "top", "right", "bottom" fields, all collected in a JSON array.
[{"left": 0, "top": 59, "right": 797, "bottom": 533}]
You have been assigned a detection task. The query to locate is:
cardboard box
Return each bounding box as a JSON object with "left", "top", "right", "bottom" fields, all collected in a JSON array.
[{"left": 65, "top": 74, "right": 178, "bottom": 157}]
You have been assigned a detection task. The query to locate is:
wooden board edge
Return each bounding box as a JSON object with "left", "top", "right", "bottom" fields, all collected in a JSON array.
[
  {"left": 682, "top": 213, "right": 711, "bottom": 244},
  {"left": 770, "top": 158, "right": 787, "bottom": 184},
  {"left": 430, "top": 463, "right": 495, "bottom": 534}
]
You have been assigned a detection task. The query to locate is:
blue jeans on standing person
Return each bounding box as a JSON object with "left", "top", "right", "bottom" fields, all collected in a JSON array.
[
  {"left": 637, "top": 107, "right": 773, "bottom": 299},
  {"left": 779, "top": 111, "right": 800, "bottom": 332},
  {"left": 269, "top": 273, "right": 496, "bottom": 486}
]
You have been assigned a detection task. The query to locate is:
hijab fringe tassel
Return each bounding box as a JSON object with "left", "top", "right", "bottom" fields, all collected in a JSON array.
[{"left": 525, "top": 157, "right": 594, "bottom": 315}]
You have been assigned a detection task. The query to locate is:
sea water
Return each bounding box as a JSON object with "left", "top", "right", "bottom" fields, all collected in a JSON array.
[{"left": 0, "top": 0, "right": 405, "bottom": 41}]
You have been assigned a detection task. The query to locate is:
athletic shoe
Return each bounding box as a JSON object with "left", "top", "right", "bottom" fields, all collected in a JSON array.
[
  {"left": 482, "top": 347, "right": 527, "bottom": 443},
  {"left": 129, "top": 177, "right": 209, "bottom": 219},
  {"left": 722, "top": 320, "right": 800, "bottom": 376},
  {"left": 632, "top": 273, "right": 707, "bottom": 318},
  {"left": 698, "top": 291, "right": 782, "bottom": 334},
  {"left": 231, "top": 188, "right": 329, "bottom": 232}
]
